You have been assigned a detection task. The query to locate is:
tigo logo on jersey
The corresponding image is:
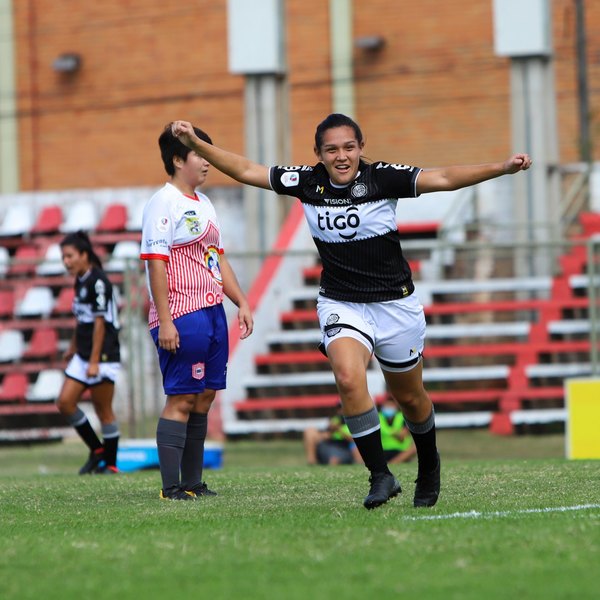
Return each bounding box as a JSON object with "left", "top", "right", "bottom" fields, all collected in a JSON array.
[
  {"left": 280, "top": 172, "right": 299, "bottom": 187},
  {"left": 192, "top": 362, "right": 205, "bottom": 380}
]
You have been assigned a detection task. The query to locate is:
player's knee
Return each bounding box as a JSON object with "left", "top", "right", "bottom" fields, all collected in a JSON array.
[
  {"left": 393, "top": 387, "right": 428, "bottom": 412},
  {"left": 56, "top": 394, "right": 75, "bottom": 415},
  {"left": 167, "top": 394, "right": 196, "bottom": 416},
  {"left": 333, "top": 367, "right": 363, "bottom": 396}
]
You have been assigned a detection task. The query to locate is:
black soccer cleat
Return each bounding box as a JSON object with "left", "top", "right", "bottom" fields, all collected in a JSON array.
[
  {"left": 413, "top": 453, "right": 441, "bottom": 508},
  {"left": 79, "top": 448, "right": 105, "bottom": 475},
  {"left": 185, "top": 481, "right": 217, "bottom": 497},
  {"left": 160, "top": 486, "right": 197, "bottom": 501},
  {"left": 363, "top": 471, "right": 401, "bottom": 510}
]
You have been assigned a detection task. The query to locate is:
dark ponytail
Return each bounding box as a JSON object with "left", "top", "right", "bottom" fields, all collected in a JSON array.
[{"left": 60, "top": 230, "right": 103, "bottom": 270}]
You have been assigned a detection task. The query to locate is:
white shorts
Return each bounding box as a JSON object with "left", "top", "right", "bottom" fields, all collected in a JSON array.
[
  {"left": 316, "top": 294, "right": 426, "bottom": 373},
  {"left": 65, "top": 353, "right": 121, "bottom": 387}
]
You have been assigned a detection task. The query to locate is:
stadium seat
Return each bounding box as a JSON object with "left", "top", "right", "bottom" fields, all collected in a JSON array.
[
  {"left": 52, "top": 286, "right": 74, "bottom": 315},
  {"left": 36, "top": 243, "right": 66, "bottom": 277},
  {"left": 8, "top": 244, "right": 41, "bottom": 278},
  {"left": 0, "top": 289, "right": 15, "bottom": 319},
  {"left": 0, "top": 329, "right": 25, "bottom": 362},
  {"left": 14, "top": 286, "right": 55, "bottom": 318},
  {"left": 126, "top": 201, "right": 145, "bottom": 231},
  {"left": 31, "top": 205, "right": 63, "bottom": 235},
  {"left": 0, "top": 246, "right": 9, "bottom": 278},
  {"left": 23, "top": 327, "right": 59, "bottom": 361},
  {"left": 97, "top": 203, "right": 128, "bottom": 233},
  {"left": 26, "top": 368, "right": 64, "bottom": 402},
  {"left": 105, "top": 240, "right": 141, "bottom": 272},
  {"left": 60, "top": 200, "right": 98, "bottom": 233},
  {"left": 0, "top": 372, "right": 28, "bottom": 403},
  {"left": 0, "top": 205, "right": 34, "bottom": 237}
]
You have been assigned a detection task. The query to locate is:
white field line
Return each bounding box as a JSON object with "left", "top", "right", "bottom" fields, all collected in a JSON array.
[{"left": 400, "top": 504, "right": 600, "bottom": 522}]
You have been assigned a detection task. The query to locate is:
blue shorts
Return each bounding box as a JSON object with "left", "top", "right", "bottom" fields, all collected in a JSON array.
[{"left": 150, "top": 305, "right": 229, "bottom": 396}]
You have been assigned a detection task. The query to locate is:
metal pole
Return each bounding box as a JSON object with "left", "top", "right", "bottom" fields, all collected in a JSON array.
[{"left": 575, "top": 0, "right": 591, "bottom": 163}]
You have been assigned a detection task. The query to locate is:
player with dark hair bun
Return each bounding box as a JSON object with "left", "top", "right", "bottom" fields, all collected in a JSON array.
[{"left": 57, "top": 230, "right": 121, "bottom": 474}]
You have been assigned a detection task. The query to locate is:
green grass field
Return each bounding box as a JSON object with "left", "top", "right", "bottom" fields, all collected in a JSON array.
[{"left": 1, "top": 432, "right": 599, "bottom": 600}]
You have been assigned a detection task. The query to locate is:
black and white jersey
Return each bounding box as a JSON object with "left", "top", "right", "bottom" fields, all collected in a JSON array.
[
  {"left": 269, "top": 160, "right": 421, "bottom": 302},
  {"left": 72, "top": 267, "right": 120, "bottom": 362}
]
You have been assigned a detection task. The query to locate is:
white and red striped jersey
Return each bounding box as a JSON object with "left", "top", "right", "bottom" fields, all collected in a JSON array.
[{"left": 140, "top": 182, "right": 224, "bottom": 328}]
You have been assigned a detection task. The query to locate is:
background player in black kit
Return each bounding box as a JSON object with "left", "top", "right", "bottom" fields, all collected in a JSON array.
[
  {"left": 171, "top": 114, "right": 532, "bottom": 510},
  {"left": 57, "top": 231, "right": 121, "bottom": 474}
]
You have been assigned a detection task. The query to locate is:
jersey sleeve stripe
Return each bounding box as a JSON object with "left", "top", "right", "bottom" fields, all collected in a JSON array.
[{"left": 140, "top": 253, "right": 169, "bottom": 261}]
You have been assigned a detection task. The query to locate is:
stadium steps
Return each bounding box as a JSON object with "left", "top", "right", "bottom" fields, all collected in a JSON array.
[
  {"left": 0, "top": 200, "right": 142, "bottom": 442},
  {"left": 234, "top": 211, "right": 600, "bottom": 435}
]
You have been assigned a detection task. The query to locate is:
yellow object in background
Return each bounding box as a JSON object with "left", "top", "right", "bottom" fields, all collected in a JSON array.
[{"left": 566, "top": 378, "right": 600, "bottom": 459}]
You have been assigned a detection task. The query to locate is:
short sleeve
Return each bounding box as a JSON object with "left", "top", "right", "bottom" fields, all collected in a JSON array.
[
  {"left": 269, "top": 166, "right": 306, "bottom": 195},
  {"left": 91, "top": 277, "right": 110, "bottom": 316},
  {"left": 140, "top": 196, "right": 173, "bottom": 261},
  {"left": 371, "top": 162, "right": 422, "bottom": 199}
]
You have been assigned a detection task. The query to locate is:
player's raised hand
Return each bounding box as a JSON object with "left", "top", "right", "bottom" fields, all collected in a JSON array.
[
  {"left": 171, "top": 120, "right": 197, "bottom": 148},
  {"left": 503, "top": 153, "right": 532, "bottom": 174}
]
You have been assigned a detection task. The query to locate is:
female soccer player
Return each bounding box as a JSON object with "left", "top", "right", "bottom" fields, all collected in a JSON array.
[
  {"left": 171, "top": 114, "right": 532, "bottom": 509},
  {"left": 141, "top": 124, "right": 253, "bottom": 501},
  {"left": 57, "top": 231, "right": 121, "bottom": 474}
]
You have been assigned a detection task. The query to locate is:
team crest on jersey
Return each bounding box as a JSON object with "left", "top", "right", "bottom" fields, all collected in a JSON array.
[
  {"left": 326, "top": 313, "right": 340, "bottom": 326},
  {"left": 280, "top": 172, "right": 299, "bottom": 187},
  {"left": 155, "top": 217, "right": 169, "bottom": 233},
  {"left": 185, "top": 216, "right": 203, "bottom": 235},
  {"left": 350, "top": 183, "right": 367, "bottom": 198},
  {"left": 204, "top": 245, "right": 222, "bottom": 283},
  {"left": 192, "top": 362, "right": 205, "bottom": 380}
]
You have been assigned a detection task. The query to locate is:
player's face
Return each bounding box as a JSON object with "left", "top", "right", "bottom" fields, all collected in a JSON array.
[
  {"left": 61, "top": 245, "right": 89, "bottom": 277},
  {"left": 180, "top": 151, "right": 210, "bottom": 188},
  {"left": 315, "top": 126, "right": 364, "bottom": 186}
]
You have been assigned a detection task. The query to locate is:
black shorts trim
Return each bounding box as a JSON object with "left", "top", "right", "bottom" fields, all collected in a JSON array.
[
  {"left": 65, "top": 374, "right": 116, "bottom": 389},
  {"left": 320, "top": 323, "right": 375, "bottom": 357},
  {"left": 375, "top": 352, "right": 422, "bottom": 370}
]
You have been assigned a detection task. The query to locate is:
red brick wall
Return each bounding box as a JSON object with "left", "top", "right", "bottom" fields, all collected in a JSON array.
[{"left": 12, "top": 0, "right": 600, "bottom": 191}]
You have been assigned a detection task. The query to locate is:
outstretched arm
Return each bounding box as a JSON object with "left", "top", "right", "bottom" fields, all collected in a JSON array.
[
  {"left": 171, "top": 120, "right": 271, "bottom": 190},
  {"left": 416, "top": 153, "right": 532, "bottom": 194}
]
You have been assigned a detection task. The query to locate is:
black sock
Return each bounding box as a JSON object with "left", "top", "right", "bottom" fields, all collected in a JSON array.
[
  {"left": 101, "top": 422, "right": 120, "bottom": 467},
  {"left": 405, "top": 410, "right": 438, "bottom": 473},
  {"left": 344, "top": 408, "right": 390, "bottom": 474},
  {"left": 180, "top": 412, "right": 208, "bottom": 489},
  {"left": 67, "top": 408, "right": 102, "bottom": 452},
  {"left": 156, "top": 418, "right": 186, "bottom": 491},
  {"left": 352, "top": 430, "right": 390, "bottom": 474}
]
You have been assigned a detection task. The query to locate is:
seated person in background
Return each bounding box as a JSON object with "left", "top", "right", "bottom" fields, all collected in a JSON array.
[
  {"left": 379, "top": 396, "right": 417, "bottom": 464},
  {"left": 303, "top": 407, "right": 360, "bottom": 465}
]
